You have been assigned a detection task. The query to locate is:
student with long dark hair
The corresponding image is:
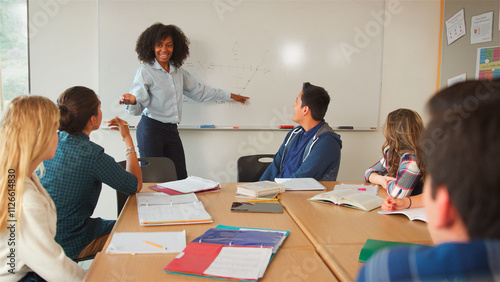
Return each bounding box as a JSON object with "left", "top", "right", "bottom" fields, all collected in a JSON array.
[{"left": 41, "top": 86, "right": 142, "bottom": 260}]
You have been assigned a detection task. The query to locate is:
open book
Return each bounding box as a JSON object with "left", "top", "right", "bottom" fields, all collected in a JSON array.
[
  {"left": 309, "top": 190, "right": 384, "bottom": 211},
  {"left": 378, "top": 207, "right": 427, "bottom": 222}
]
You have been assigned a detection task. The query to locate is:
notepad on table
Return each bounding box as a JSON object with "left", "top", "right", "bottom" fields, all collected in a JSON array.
[
  {"left": 106, "top": 230, "right": 186, "bottom": 254},
  {"left": 274, "top": 178, "right": 326, "bottom": 191},
  {"left": 136, "top": 193, "right": 212, "bottom": 226},
  {"left": 150, "top": 176, "right": 220, "bottom": 195},
  {"left": 359, "top": 239, "right": 428, "bottom": 262},
  {"left": 309, "top": 190, "right": 384, "bottom": 211},
  {"left": 378, "top": 207, "right": 428, "bottom": 222}
]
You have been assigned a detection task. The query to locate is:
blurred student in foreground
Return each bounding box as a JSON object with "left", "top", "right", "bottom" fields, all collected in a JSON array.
[{"left": 357, "top": 79, "right": 500, "bottom": 281}]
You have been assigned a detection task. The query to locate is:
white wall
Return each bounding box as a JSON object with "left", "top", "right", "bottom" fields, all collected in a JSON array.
[{"left": 29, "top": 0, "right": 441, "bottom": 220}]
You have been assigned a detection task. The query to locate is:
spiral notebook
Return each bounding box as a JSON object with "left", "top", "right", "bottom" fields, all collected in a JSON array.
[
  {"left": 136, "top": 193, "right": 213, "bottom": 226},
  {"left": 106, "top": 230, "right": 186, "bottom": 254}
]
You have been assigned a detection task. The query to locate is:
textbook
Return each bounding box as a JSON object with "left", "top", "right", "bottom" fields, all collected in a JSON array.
[
  {"left": 236, "top": 181, "right": 286, "bottom": 198},
  {"left": 309, "top": 190, "right": 384, "bottom": 211},
  {"left": 359, "top": 239, "right": 428, "bottom": 262},
  {"left": 274, "top": 178, "right": 326, "bottom": 191},
  {"left": 136, "top": 193, "right": 213, "bottom": 226},
  {"left": 164, "top": 225, "right": 289, "bottom": 281},
  {"left": 378, "top": 207, "right": 428, "bottom": 222}
]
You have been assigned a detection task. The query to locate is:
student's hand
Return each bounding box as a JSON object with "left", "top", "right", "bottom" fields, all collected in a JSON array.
[
  {"left": 381, "top": 196, "right": 408, "bottom": 211},
  {"left": 120, "top": 94, "right": 137, "bottom": 105},
  {"left": 107, "top": 116, "right": 132, "bottom": 141},
  {"left": 369, "top": 173, "right": 396, "bottom": 189},
  {"left": 230, "top": 93, "right": 249, "bottom": 104}
]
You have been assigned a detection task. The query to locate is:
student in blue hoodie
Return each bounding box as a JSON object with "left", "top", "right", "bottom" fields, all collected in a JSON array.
[{"left": 260, "top": 82, "right": 342, "bottom": 181}]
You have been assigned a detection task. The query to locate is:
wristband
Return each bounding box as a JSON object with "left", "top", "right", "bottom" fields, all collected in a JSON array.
[{"left": 407, "top": 197, "right": 412, "bottom": 209}]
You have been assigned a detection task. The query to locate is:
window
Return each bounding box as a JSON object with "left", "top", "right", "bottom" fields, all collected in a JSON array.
[{"left": 0, "top": 0, "right": 29, "bottom": 110}]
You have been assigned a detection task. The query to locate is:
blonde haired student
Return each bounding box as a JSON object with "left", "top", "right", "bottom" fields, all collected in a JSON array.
[
  {"left": 365, "top": 109, "right": 424, "bottom": 198},
  {"left": 0, "top": 96, "right": 85, "bottom": 281}
]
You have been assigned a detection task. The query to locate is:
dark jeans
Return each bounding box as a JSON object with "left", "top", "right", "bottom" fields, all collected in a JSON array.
[{"left": 136, "top": 116, "right": 187, "bottom": 179}]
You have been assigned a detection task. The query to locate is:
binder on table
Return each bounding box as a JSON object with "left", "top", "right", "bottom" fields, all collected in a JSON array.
[
  {"left": 136, "top": 193, "right": 212, "bottom": 226},
  {"left": 164, "top": 225, "right": 289, "bottom": 281}
]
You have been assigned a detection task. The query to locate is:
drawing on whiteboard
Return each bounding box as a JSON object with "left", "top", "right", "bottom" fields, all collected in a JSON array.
[{"left": 183, "top": 41, "right": 270, "bottom": 104}]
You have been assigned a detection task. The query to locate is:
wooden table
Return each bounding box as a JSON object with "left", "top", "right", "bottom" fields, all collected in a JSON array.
[
  {"left": 84, "top": 183, "right": 337, "bottom": 281},
  {"left": 279, "top": 181, "right": 433, "bottom": 281}
]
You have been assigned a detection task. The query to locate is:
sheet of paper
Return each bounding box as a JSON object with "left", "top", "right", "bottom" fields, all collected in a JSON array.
[
  {"left": 158, "top": 176, "right": 220, "bottom": 193},
  {"left": 333, "top": 184, "right": 379, "bottom": 195},
  {"left": 471, "top": 11, "right": 493, "bottom": 44},
  {"left": 136, "top": 192, "right": 198, "bottom": 206},
  {"left": 446, "top": 8, "right": 466, "bottom": 45},
  {"left": 447, "top": 73, "right": 467, "bottom": 86},
  {"left": 274, "top": 178, "right": 326, "bottom": 191},
  {"left": 106, "top": 230, "right": 186, "bottom": 254},
  {"left": 203, "top": 246, "right": 273, "bottom": 280},
  {"left": 476, "top": 46, "right": 500, "bottom": 80}
]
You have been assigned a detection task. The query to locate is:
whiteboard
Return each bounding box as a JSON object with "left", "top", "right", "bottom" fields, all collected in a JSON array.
[{"left": 98, "top": 0, "right": 384, "bottom": 129}]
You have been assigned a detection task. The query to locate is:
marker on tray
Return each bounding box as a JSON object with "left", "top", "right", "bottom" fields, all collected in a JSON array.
[
  {"left": 338, "top": 126, "right": 354, "bottom": 130},
  {"left": 279, "top": 125, "right": 294, "bottom": 129},
  {"left": 199, "top": 125, "right": 215, "bottom": 129}
]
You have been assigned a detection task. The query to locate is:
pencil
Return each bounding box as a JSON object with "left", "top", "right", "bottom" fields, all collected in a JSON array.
[
  {"left": 144, "top": 240, "right": 167, "bottom": 250},
  {"left": 247, "top": 199, "right": 280, "bottom": 203}
]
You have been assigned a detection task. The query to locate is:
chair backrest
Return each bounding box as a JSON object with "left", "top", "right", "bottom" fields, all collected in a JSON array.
[
  {"left": 237, "top": 154, "right": 275, "bottom": 182},
  {"left": 116, "top": 157, "right": 178, "bottom": 216}
]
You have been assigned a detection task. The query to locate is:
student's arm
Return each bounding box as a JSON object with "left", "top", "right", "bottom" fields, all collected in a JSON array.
[
  {"left": 259, "top": 146, "right": 284, "bottom": 181},
  {"left": 382, "top": 194, "right": 424, "bottom": 211},
  {"left": 386, "top": 154, "right": 422, "bottom": 198},
  {"left": 105, "top": 117, "right": 143, "bottom": 192},
  {"left": 365, "top": 156, "right": 396, "bottom": 188},
  {"left": 291, "top": 134, "right": 341, "bottom": 179}
]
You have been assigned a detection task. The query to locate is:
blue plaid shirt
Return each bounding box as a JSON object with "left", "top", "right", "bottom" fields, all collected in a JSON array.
[
  {"left": 357, "top": 240, "right": 500, "bottom": 281},
  {"left": 40, "top": 131, "right": 138, "bottom": 259}
]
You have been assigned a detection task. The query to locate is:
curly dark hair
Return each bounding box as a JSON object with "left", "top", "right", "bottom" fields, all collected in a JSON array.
[{"left": 135, "top": 23, "right": 190, "bottom": 68}]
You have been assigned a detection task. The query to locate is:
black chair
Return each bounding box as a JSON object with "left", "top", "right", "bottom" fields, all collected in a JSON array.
[
  {"left": 117, "top": 157, "right": 177, "bottom": 216},
  {"left": 237, "top": 154, "right": 275, "bottom": 182}
]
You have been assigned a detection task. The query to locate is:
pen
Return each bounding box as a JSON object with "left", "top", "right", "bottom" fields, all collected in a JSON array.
[
  {"left": 357, "top": 188, "right": 366, "bottom": 191},
  {"left": 247, "top": 199, "right": 280, "bottom": 202},
  {"left": 144, "top": 240, "right": 168, "bottom": 250}
]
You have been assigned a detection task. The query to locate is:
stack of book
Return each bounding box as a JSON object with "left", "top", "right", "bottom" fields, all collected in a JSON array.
[{"left": 164, "top": 225, "right": 289, "bottom": 281}]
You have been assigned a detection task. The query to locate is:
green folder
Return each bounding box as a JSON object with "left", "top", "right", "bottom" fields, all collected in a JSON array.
[{"left": 359, "top": 239, "right": 428, "bottom": 262}]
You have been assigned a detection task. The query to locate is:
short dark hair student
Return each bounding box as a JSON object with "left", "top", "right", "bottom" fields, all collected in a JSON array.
[
  {"left": 260, "top": 82, "right": 342, "bottom": 181},
  {"left": 357, "top": 79, "right": 500, "bottom": 281},
  {"left": 40, "top": 86, "right": 143, "bottom": 260},
  {"left": 120, "top": 23, "right": 250, "bottom": 180}
]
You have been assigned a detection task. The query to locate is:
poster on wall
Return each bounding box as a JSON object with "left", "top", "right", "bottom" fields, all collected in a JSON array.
[
  {"left": 446, "top": 9, "right": 466, "bottom": 45},
  {"left": 476, "top": 46, "right": 500, "bottom": 79},
  {"left": 470, "top": 11, "right": 493, "bottom": 44}
]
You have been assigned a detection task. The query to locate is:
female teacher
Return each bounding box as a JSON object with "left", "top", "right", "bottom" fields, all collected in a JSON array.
[{"left": 120, "top": 23, "right": 249, "bottom": 179}]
